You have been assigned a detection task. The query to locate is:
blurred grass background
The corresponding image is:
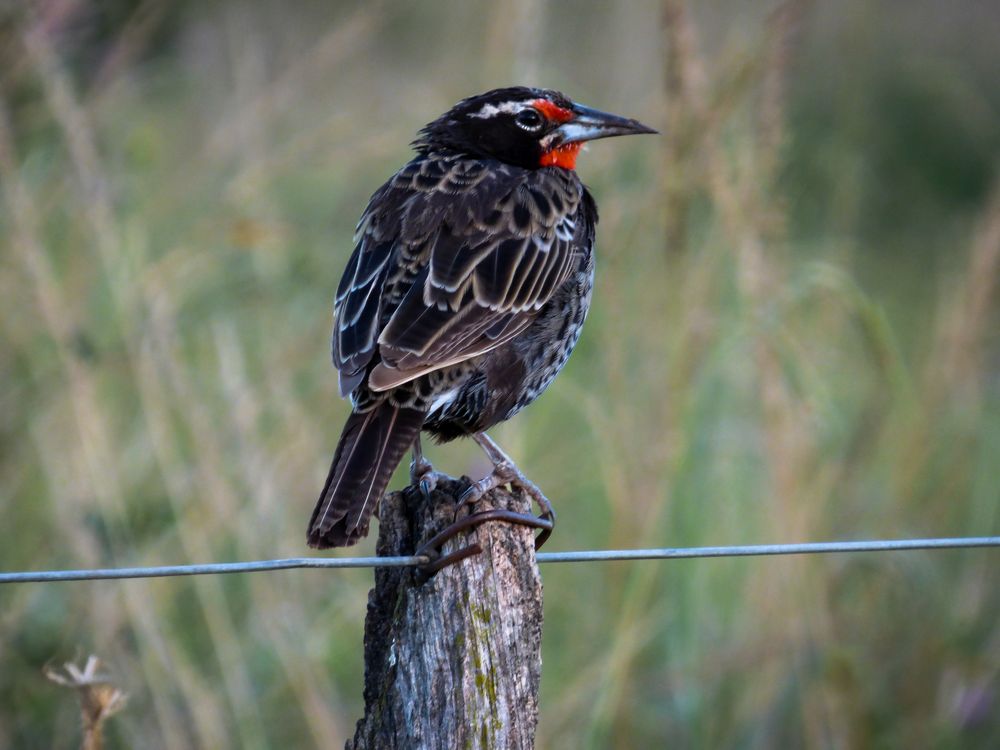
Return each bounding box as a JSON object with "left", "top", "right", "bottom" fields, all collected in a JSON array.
[{"left": 1, "top": 0, "right": 998, "bottom": 747}]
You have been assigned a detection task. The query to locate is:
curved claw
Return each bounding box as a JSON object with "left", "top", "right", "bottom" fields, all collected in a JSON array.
[
  {"left": 410, "top": 436, "right": 444, "bottom": 502},
  {"left": 456, "top": 478, "right": 491, "bottom": 512},
  {"left": 419, "top": 477, "right": 435, "bottom": 502},
  {"left": 410, "top": 450, "right": 445, "bottom": 502},
  {"left": 409, "top": 454, "right": 432, "bottom": 482},
  {"left": 457, "top": 484, "right": 478, "bottom": 506}
]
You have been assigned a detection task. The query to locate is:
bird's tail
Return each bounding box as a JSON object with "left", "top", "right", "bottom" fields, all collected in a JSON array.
[{"left": 307, "top": 401, "right": 425, "bottom": 548}]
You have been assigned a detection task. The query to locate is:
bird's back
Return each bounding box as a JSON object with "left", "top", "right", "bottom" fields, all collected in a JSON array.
[{"left": 333, "top": 149, "right": 596, "bottom": 431}]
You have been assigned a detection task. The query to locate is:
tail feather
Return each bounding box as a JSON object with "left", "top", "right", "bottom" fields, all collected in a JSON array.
[{"left": 308, "top": 402, "right": 425, "bottom": 548}]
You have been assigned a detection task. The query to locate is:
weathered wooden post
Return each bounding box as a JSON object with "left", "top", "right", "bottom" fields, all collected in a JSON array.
[{"left": 347, "top": 477, "right": 544, "bottom": 750}]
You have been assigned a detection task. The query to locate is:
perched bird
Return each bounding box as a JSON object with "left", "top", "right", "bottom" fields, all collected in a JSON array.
[{"left": 308, "top": 87, "right": 655, "bottom": 548}]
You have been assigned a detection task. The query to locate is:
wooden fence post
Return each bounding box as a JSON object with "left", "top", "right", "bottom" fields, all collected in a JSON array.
[{"left": 347, "top": 477, "right": 544, "bottom": 750}]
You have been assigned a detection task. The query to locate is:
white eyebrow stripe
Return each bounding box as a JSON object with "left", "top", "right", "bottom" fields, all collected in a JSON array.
[{"left": 469, "top": 100, "right": 529, "bottom": 119}]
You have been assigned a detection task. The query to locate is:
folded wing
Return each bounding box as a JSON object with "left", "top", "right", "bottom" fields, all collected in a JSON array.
[{"left": 331, "top": 157, "right": 583, "bottom": 395}]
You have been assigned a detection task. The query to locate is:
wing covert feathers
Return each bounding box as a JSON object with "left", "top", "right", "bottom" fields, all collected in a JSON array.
[{"left": 330, "top": 154, "right": 583, "bottom": 395}]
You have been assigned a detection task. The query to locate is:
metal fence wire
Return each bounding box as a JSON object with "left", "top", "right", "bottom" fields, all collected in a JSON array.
[{"left": 1, "top": 536, "right": 997, "bottom": 584}]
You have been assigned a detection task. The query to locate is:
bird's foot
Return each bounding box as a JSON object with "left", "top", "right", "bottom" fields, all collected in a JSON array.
[
  {"left": 457, "top": 459, "right": 556, "bottom": 549},
  {"left": 409, "top": 437, "right": 447, "bottom": 501},
  {"left": 412, "top": 432, "right": 557, "bottom": 581},
  {"left": 410, "top": 458, "right": 447, "bottom": 502},
  {"left": 461, "top": 432, "right": 557, "bottom": 548}
]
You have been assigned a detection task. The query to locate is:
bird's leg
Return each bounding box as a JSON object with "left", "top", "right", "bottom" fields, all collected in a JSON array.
[
  {"left": 415, "top": 432, "right": 557, "bottom": 579},
  {"left": 415, "top": 432, "right": 556, "bottom": 579},
  {"left": 457, "top": 432, "right": 556, "bottom": 544},
  {"left": 410, "top": 434, "right": 446, "bottom": 501}
]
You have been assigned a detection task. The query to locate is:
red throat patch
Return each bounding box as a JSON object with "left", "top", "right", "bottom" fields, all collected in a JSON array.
[
  {"left": 532, "top": 99, "right": 579, "bottom": 169},
  {"left": 539, "top": 142, "right": 583, "bottom": 170}
]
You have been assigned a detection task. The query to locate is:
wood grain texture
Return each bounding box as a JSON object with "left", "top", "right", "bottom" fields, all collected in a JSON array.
[{"left": 347, "top": 477, "right": 543, "bottom": 750}]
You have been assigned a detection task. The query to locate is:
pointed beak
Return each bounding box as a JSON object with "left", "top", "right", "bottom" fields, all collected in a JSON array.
[{"left": 543, "top": 103, "right": 658, "bottom": 149}]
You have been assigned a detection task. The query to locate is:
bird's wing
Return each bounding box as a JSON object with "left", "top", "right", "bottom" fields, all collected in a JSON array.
[
  {"left": 331, "top": 186, "right": 398, "bottom": 397},
  {"left": 363, "top": 159, "right": 584, "bottom": 392}
]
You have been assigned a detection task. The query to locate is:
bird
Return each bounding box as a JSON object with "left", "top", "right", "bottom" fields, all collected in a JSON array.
[{"left": 308, "top": 87, "right": 655, "bottom": 548}]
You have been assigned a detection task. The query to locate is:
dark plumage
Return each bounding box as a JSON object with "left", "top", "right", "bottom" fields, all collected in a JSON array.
[{"left": 308, "top": 87, "right": 655, "bottom": 548}]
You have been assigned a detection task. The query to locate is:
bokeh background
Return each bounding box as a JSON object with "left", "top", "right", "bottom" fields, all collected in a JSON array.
[{"left": 1, "top": 0, "right": 998, "bottom": 747}]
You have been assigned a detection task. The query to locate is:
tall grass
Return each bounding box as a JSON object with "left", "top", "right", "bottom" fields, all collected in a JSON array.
[{"left": 0, "top": 1, "right": 997, "bottom": 748}]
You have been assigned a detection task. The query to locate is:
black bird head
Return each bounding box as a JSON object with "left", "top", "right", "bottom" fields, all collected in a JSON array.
[{"left": 413, "top": 87, "right": 656, "bottom": 170}]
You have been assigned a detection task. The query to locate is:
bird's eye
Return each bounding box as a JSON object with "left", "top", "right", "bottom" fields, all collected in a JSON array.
[{"left": 515, "top": 108, "right": 544, "bottom": 131}]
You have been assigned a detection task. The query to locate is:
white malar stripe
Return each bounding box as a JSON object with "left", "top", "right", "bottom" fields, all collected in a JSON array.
[{"left": 470, "top": 101, "right": 528, "bottom": 119}]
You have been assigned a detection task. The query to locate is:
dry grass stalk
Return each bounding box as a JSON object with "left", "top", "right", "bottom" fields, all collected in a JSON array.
[
  {"left": 45, "top": 656, "right": 128, "bottom": 750},
  {"left": 928, "top": 178, "right": 1000, "bottom": 402},
  {"left": 12, "top": 18, "right": 216, "bottom": 749},
  {"left": 756, "top": 0, "right": 807, "bottom": 241},
  {"left": 660, "top": 0, "right": 711, "bottom": 256},
  {"left": 658, "top": 5, "right": 852, "bottom": 744}
]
